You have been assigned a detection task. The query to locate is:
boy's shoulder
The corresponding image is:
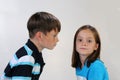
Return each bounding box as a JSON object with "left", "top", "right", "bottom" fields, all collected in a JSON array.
[{"left": 15, "top": 46, "right": 28, "bottom": 59}]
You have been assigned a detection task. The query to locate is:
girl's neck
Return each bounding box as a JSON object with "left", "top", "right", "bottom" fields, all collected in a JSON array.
[{"left": 80, "top": 55, "right": 87, "bottom": 67}]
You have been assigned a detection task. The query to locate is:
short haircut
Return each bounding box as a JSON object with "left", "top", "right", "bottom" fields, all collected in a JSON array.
[{"left": 27, "top": 12, "right": 61, "bottom": 38}]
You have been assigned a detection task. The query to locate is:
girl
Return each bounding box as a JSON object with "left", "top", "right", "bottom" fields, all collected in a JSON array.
[{"left": 71, "top": 25, "right": 109, "bottom": 80}]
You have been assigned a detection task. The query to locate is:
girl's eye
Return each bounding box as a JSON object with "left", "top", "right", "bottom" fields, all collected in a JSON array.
[
  {"left": 87, "top": 40, "right": 92, "bottom": 43},
  {"left": 77, "top": 39, "right": 82, "bottom": 42}
]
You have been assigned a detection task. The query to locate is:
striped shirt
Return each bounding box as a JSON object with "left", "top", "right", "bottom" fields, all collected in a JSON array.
[{"left": 0, "top": 39, "right": 45, "bottom": 80}]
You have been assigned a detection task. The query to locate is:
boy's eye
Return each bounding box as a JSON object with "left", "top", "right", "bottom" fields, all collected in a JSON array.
[{"left": 53, "top": 35, "right": 57, "bottom": 37}]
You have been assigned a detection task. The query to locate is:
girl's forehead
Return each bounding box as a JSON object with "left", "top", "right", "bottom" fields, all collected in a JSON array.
[
  {"left": 77, "top": 29, "right": 95, "bottom": 39},
  {"left": 79, "top": 29, "right": 93, "bottom": 35}
]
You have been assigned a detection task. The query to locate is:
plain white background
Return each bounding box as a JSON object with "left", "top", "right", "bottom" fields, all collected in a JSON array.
[{"left": 0, "top": 0, "right": 120, "bottom": 80}]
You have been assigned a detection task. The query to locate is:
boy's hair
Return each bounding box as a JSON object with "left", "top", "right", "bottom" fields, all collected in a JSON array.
[
  {"left": 27, "top": 12, "right": 61, "bottom": 38},
  {"left": 71, "top": 25, "right": 101, "bottom": 68}
]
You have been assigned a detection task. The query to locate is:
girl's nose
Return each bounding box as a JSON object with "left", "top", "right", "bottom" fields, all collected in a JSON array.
[{"left": 82, "top": 41, "right": 87, "bottom": 46}]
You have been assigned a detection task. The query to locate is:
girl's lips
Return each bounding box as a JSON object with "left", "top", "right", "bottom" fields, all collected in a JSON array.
[{"left": 80, "top": 48, "right": 87, "bottom": 50}]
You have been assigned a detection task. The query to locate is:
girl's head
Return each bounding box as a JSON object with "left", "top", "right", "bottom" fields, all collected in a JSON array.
[{"left": 71, "top": 25, "right": 101, "bottom": 68}]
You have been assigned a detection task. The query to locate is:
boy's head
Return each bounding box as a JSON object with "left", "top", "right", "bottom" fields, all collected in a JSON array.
[{"left": 27, "top": 12, "right": 61, "bottom": 38}]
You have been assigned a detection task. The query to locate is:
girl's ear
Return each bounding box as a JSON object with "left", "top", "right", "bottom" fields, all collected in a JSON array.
[{"left": 95, "top": 43, "right": 99, "bottom": 50}]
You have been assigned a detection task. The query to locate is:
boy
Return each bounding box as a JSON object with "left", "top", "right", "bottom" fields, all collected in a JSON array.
[{"left": 1, "top": 12, "right": 61, "bottom": 80}]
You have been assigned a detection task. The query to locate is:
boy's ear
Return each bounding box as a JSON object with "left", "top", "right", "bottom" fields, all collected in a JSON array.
[{"left": 36, "top": 32, "right": 43, "bottom": 39}]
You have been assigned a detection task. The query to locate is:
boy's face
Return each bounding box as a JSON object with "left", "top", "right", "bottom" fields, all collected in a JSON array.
[{"left": 40, "top": 29, "right": 59, "bottom": 50}]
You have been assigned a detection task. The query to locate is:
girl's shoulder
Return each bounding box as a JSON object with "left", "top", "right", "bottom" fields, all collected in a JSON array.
[
  {"left": 88, "top": 60, "right": 109, "bottom": 80},
  {"left": 93, "top": 59, "right": 104, "bottom": 64},
  {"left": 90, "top": 59, "right": 106, "bottom": 70}
]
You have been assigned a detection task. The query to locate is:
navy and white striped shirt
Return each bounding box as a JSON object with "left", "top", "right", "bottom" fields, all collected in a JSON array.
[{"left": 1, "top": 39, "right": 45, "bottom": 80}]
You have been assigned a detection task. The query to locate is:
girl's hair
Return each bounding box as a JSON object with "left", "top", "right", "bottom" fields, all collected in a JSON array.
[
  {"left": 27, "top": 12, "right": 61, "bottom": 38},
  {"left": 71, "top": 25, "right": 101, "bottom": 68}
]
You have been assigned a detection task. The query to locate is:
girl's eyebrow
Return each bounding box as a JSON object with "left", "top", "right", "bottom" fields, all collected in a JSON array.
[
  {"left": 77, "top": 35, "right": 93, "bottom": 38},
  {"left": 77, "top": 35, "right": 82, "bottom": 38},
  {"left": 87, "top": 37, "right": 94, "bottom": 39}
]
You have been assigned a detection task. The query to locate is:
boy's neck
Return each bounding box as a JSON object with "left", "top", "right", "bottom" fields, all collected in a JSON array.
[{"left": 30, "top": 38, "right": 43, "bottom": 52}]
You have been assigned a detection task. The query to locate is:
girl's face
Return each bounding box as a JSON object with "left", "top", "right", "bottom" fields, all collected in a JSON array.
[{"left": 76, "top": 29, "right": 98, "bottom": 58}]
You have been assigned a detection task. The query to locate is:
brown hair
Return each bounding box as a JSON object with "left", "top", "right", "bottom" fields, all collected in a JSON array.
[
  {"left": 27, "top": 12, "right": 61, "bottom": 38},
  {"left": 71, "top": 25, "right": 101, "bottom": 68}
]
